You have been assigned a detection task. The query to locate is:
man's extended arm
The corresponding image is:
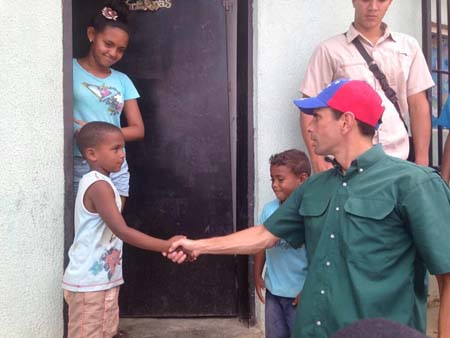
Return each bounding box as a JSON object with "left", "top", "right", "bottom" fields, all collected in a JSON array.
[
  {"left": 436, "top": 273, "right": 450, "bottom": 338},
  {"left": 167, "top": 225, "right": 279, "bottom": 264},
  {"left": 408, "top": 91, "right": 431, "bottom": 166}
]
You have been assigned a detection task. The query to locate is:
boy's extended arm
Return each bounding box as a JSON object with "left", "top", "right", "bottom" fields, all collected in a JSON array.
[
  {"left": 254, "top": 250, "right": 266, "bottom": 303},
  {"left": 87, "top": 181, "right": 180, "bottom": 252}
]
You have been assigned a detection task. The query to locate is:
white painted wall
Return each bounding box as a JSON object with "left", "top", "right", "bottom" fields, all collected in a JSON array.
[
  {"left": 252, "top": 0, "right": 424, "bottom": 330},
  {"left": 0, "top": 1, "right": 64, "bottom": 337}
]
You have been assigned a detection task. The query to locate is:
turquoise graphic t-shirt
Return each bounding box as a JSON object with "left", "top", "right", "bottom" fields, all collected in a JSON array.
[{"left": 73, "top": 59, "right": 140, "bottom": 156}]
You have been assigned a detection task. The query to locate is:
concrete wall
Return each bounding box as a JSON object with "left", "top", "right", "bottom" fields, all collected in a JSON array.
[
  {"left": 0, "top": 1, "right": 65, "bottom": 337},
  {"left": 252, "top": 0, "right": 424, "bottom": 330}
]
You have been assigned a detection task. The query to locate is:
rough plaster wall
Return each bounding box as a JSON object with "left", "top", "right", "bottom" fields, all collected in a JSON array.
[
  {"left": 253, "top": 0, "right": 423, "bottom": 330},
  {"left": 0, "top": 1, "right": 64, "bottom": 337}
]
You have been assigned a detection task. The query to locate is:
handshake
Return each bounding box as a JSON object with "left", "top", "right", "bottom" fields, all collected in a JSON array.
[
  {"left": 161, "top": 225, "right": 277, "bottom": 262},
  {"left": 163, "top": 236, "right": 201, "bottom": 264}
]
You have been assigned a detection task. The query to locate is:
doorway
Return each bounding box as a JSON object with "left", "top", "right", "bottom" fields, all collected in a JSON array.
[{"left": 70, "top": 0, "right": 253, "bottom": 319}]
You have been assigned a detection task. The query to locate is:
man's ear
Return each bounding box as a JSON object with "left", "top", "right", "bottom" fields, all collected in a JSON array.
[{"left": 341, "top": 111, "right": 357, "bottom": 133}]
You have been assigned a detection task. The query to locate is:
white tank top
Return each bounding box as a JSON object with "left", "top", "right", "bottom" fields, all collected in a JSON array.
[{"left": 63, "top": 171, "right": 124, "bottom": 292}]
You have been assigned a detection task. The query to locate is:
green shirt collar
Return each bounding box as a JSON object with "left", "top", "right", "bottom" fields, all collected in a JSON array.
[{"left": 327, "top": 144, "right": 385, "bottom": 176}]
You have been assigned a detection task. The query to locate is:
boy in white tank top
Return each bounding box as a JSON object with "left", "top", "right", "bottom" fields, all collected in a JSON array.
[{"left": 63, "top": 121, "right": 184, "bottom": 338}]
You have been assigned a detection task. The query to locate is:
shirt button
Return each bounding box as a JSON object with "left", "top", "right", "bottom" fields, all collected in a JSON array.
[
  {"left": 325, "top": 261, "right": 331, "bottom": 267},
  {"left": 342, "top": 182, "right": 347, "bottom": 187},
  {"left": 316, "top": 321, "right": 322, "bottom": 326},
  {"left": 335, "top": 207, "right": 340, "bottom": 211},
  {"left": 330, "top": 234, "right": 335, "bottom": 239},
  {"left": 320, "top": 290, "right": 325, "bottom": 295},
  {"left": 359, "top": 168, "right": 364, "bottom": 172}
]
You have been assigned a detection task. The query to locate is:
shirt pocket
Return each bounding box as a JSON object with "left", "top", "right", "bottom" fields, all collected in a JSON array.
[
  {"left": 344, "top": 197, "right": 394, "bottom": 220},
  {"left": 375, "top": 47, "right": 412, "bottom": 89},
  {"left": 395, "top": 48, "right": 413, "bottom": 85},
  {"left": 337, "top": 59, "right": 375, "bottom": 86},
  {"left": 342, "top": 197, "right": 397, "bottom": 274},
  {"left": 299, "top": 195, "right": 330, "bottom": 234}
]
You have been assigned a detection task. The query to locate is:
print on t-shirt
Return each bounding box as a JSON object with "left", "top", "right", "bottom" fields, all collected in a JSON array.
[
  {"left": 89, "top": 247, "right": 122, "bottom": 281},
  {"left": 83, "top": 82, "right": 124, "bottom": 115}
]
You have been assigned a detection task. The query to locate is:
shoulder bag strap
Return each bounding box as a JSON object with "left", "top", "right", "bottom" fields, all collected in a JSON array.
[{"left": 352, "top": 37, "right": 408, "bottom": 131}]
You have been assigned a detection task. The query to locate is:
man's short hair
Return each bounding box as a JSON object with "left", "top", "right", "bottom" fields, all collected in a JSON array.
[
  {"left": 269, "top": 149, "right": 311, "bottom": 176},
  {"left": 76, "top": 121, "right": 122, "bottom": 158},
  {"left": 331, "top": 109, "right": 376, "bottom": 138}
]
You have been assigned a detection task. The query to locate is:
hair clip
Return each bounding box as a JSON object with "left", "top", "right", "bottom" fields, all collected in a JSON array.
[{"left": 101, "top": 7, "right": 118, "bottom": 21}]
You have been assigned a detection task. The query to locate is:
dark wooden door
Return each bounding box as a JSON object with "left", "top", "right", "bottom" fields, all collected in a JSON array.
[{"left": 73, "top": 0, "right": 237, "bottom": 317}]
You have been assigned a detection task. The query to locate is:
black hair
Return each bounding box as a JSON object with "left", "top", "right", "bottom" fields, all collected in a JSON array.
[
  {"left": 269, "top": 149, "right": 311, "bottom": 177},
  {"left": 356, "top": 120, "right": 376, "bottom": 137},
  {"left": 76, "top": 121, "right": 122, "bottom": 158},
  {"left": 331, "top": 109, "right": 376, "bottom": 138},
  {"left": 89, "top": 0, "right": 131, "bottom": 35}
]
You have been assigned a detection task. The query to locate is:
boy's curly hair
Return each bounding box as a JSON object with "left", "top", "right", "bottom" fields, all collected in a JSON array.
[{"left": 269, "top": 149, "right": 311, "bottom": 177}]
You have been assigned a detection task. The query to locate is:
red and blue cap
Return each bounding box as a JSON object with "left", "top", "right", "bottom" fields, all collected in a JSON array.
[{"left": 294, "top": 78, "right": 385, "bottom": 128}]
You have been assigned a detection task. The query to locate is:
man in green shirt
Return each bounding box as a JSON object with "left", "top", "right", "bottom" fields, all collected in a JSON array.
[{"left": 167, "top": 79, "right": 450, "bottom": 338}]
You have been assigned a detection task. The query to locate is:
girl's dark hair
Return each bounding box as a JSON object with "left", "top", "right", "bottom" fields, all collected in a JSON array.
[
  {"left": 269, "top": 149, "right": 311, "bottom": 177},
  {"left": 90, "top": 0, "right": 130, "bottom": 35}
]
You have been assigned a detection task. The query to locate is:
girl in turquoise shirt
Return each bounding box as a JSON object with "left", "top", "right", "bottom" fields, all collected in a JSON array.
[{"left": 73, "top": 0, "right": 144, "bottom": 207}]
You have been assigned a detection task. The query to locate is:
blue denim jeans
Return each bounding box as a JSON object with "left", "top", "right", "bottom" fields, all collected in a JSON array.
[{"left": 265, "top": 290, "right": 297, "bottom": 338}]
